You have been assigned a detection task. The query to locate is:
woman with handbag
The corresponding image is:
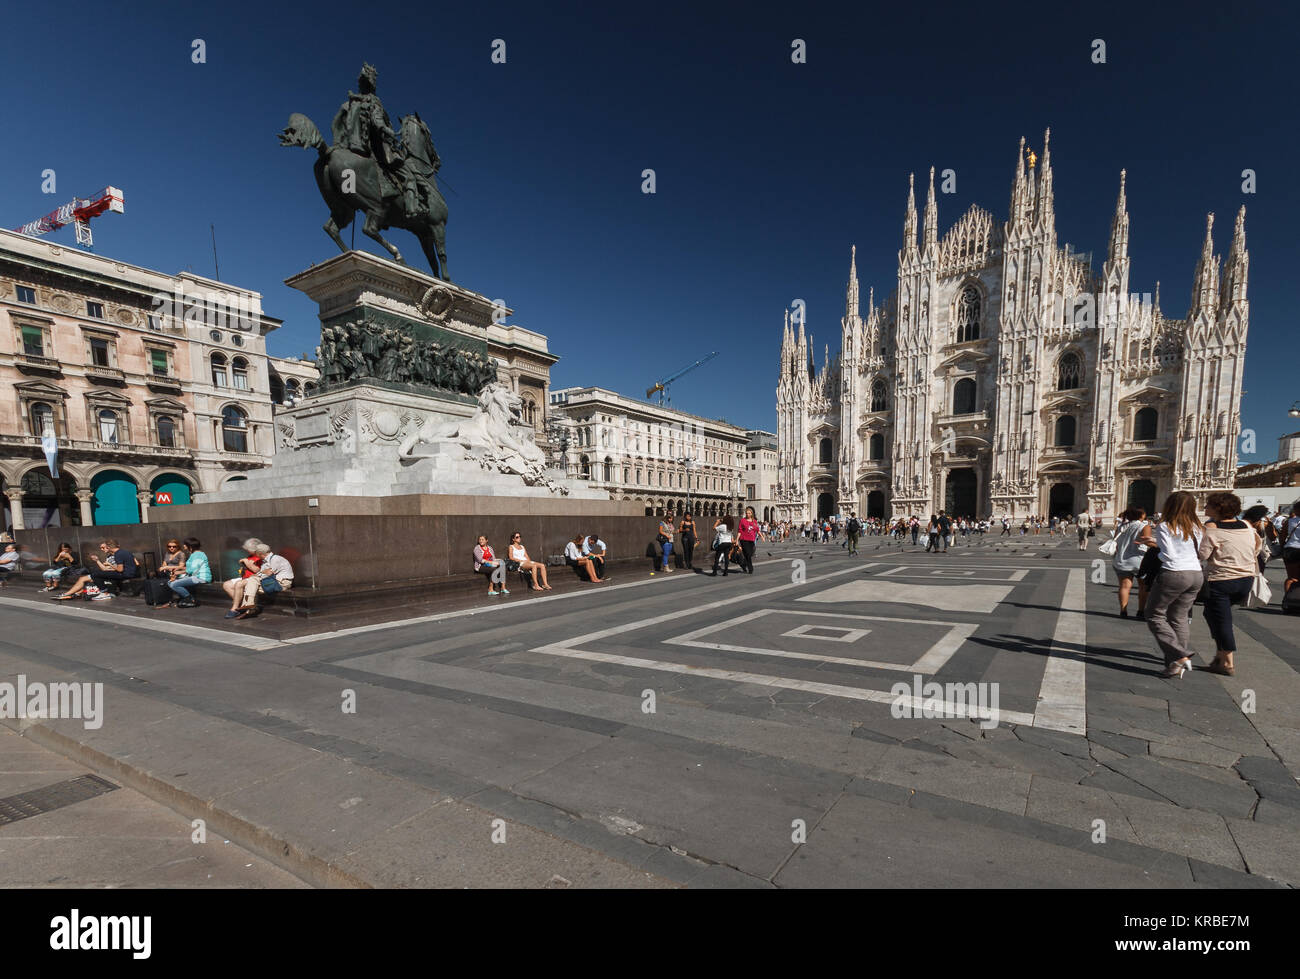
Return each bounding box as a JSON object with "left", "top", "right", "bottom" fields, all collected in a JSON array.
[
  {"left": 657, "top": 515, "right": 676, "bottom": 573},
  {"left": 1197, "top": 493, "right": 1261, "bottom": 676},
  {"left": 1136, "top": 492, "right": 1204, "bottom": 678},
  {"left": 710, "top": 515, "right": 735, "bottom": 576}
]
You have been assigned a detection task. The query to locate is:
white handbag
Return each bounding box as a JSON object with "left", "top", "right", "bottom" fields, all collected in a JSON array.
[
  {"left": 1098, "top": 538, "right": 1117, "bottom": 556},
  {"left": 1245, "top": 573, "right": 1272, "bottom": 609}
]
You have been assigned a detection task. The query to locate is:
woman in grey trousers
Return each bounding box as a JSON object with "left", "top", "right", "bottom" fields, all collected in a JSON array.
[{"left": 1136, "top": 491, "right": 1204, "bottom": 678}]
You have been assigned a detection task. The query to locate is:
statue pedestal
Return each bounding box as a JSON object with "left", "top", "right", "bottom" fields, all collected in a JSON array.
[{"left": 213, "top": 253, "right": 606, "bottom": 503}]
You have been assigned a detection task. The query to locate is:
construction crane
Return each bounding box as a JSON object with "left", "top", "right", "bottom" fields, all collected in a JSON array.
[
  {"left": 15, "top": 186, "right": 124, "bottom": 249},
  {"left": 646, "top": 350, "right": 720, "bottom": 406}
]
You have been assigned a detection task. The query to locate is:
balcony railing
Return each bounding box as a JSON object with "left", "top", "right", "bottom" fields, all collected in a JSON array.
[
  {"left": 0, "top": 433, "right": 191, "bottom": 458},
  {"left": 16, "top": 353, "right": 62, "bottom": 373},
  {"left": 86, "top": 364, "right": 126, "bottom": 382}
]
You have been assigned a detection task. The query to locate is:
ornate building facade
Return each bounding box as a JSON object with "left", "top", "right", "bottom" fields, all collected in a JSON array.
[{"left": 776, "top": 131, "right": 1249, "bottom": 523}]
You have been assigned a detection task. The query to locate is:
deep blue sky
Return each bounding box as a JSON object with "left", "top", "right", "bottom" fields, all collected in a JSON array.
[{"left": 7, "top": 2, "right": 1296, "bottom": 459}]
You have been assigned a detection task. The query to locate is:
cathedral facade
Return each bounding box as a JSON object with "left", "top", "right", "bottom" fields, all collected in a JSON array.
[{"left": 775, "top": 131, "right": 1249, "bottom": 524}]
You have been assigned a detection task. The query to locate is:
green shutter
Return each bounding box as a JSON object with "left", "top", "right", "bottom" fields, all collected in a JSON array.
[
  {"left": 21, "top": 325, "right": 44, "bottom": 355},
  {"left": 150, "top": 349, "right": 169, "bottom": 375}
]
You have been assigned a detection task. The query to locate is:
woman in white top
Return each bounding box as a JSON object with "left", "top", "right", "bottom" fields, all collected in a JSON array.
[
  {"left": 1136, "top": 491, "right": 1204, "bottom": 677},
  {"left": 508, "top": 532, "right": 551, "bottom": 591}
]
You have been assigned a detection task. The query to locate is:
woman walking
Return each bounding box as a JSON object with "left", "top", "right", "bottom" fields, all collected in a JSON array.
[
  {"left": 1137, "top": 492, "right": 1204, "bottom": 678},
  {"left": 738, "top": 507, "right": 759, "bottom": 573},
  {"left": 1198, "top": 493, "right": 1261, "bottom": 676}
]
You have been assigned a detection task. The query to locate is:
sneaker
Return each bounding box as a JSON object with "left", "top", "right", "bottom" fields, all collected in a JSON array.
[
  {"left": 176, "top": 599, "right": 198, "bottom": 608},
  {"left": 91, "top": 593, "right": 114, "bottom": 601},
  {"left": 224, "top": 610, "right": 241, "bottom": 618}
]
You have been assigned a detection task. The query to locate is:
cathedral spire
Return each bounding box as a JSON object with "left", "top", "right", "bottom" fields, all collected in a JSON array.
[
  {"left": 1009, "top": 136, "right": 1028, "bottom": 232},
  {"left": 903, "top": 173, "right": 918, "bottom": 260},
  {"left": 845, "top": 244, "right": 860, "bottom": 317},
  {"left": 1106, "top": 169, "right": 1129, "bottom": 269},
  {"left": 1192, "top": 212, "right": 1219, "bottom": 318},
  {"left": 923, "top": 166, "right": 939, "bottom": 257},
  {"left": 1034, "top": 128, "right": 1054, "bottom": 236},
  {"left": 781, "top": 308, "right": 792, "bottom": 377},
  {"left": 1221, "top": 205, "right": 1248, "bottom": 308}
]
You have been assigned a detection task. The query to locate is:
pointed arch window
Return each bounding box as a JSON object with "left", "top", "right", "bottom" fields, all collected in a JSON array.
[
  {"left": 1134, "top": 406, "right": 1158, "bottom": 441},
  {"left": 870, "top": 379, "right": 888, "bottom": 412},
  {"left": 221, "top": 404, "right": 249, "bottom": 453},
  {"left": 1057, "top": 352, "right": 1082, "bottom": 390},
  {"left": 1054, "top": 415, "right": 1077, "bottom": 447},
  {"left": 956, "top": 286, "right": 981, "bottom": 343},
  {"left": 953, "top": 378, "right": 977, "bottom": 415}
]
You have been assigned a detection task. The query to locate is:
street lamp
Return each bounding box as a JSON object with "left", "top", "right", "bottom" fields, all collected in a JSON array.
[
  {"left": 676, "top": 455, "right": 696, "bottom": 515},
  {"left": 1290, "top": 401, "right": 1300, "bottom": 419},
  {"left": 546, "top": 420, "right": 574, "bottom": 474}
]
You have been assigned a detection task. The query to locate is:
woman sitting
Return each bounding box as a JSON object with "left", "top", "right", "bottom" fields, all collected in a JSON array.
[
  {"left": 474, "top": 535, "right": 507, "bottom": 596},
  {"left": 222, "top": 539, "right": 265, "bottom": 618},
  {"left": 167, "top": 537, "right": 213, "bottom": 608},
  {"left": 508, "top": 532, "right": 551, "bottom": 591},
  {"left": 42, "top": 542, "right": 76, "bottom": 591},
  {"left": 564, "top": 535, "right": 605, "bottom": 583}
]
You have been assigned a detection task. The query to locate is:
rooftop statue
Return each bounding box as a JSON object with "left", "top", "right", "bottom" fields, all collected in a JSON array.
[{"left": 279, "top": 63, "right": 450, "bottom": 280}]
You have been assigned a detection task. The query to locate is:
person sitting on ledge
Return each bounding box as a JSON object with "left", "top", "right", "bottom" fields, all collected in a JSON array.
[
  {"left": 583, "top": 532, "right": 609, "bottom": 580},
  {"left": 0, "top": 543, "right": 20, "bottom": 587},
  {"left": 474, "top": 535, "right": 507, "bottom": 597},
  {"left": 166, "top": 537, "right": 213, "bottom": 609},
  {"left": 565, "top": 535, "right": 605, "bottom": 583},
  {"left": 57, "top": 539, "right": 137, "bottom": 601},
  {"left": 233, "top": 543, "right": 294, "bottom": 620},
  {"left": 508, "top": 532, "right": 551, "bottom": 591},
  {"left": 42, "top": 542, "right": 76, "bottom": 591},
  {"left": 223, "top": 539, "right": 265, "bottom": 618}
]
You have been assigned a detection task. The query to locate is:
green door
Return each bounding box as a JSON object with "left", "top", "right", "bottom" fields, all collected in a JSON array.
[{"left": 91, "top": 470, "right": 140, "bottom": 525}]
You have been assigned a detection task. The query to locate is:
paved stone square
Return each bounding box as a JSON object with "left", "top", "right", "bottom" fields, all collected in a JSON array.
[{"left": 1, "top": 534, "right": 1296, "bottom": 888}]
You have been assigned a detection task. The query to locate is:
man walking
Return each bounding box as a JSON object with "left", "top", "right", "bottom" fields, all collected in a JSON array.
[
  {"left": 846, "top": 513, "right": 861, "bottom": 555},
  {"left": 938, "top": 510, "right": 952, "bottom": 553}
]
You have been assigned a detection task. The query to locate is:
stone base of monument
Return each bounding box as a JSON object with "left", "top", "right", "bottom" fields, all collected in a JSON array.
[{"left": 215, "top": 383, "right": 606, "bottom": 502}]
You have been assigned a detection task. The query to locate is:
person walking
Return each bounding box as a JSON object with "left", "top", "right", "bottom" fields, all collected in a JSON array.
[
  {"left": 1137, "top": 492, "right": 1204, "bottom": 678},
  {"left": 1111, "top": 508, "right": 1148, "bottom": 617},
  {"left": 1076, "top": 510, "right": 1092, "bottom": 550},
  {"left": 1282, "top": 502, "right": 1300, "bottom": 598},
  {"left": 679, "top": 511, "right": 698, "bottom": 570},
  {"left": 925, "top": 514, "right": 939, "bottom": 553},
  {"left": 999, "top": 516, "right": 1011, "bottom": 537},
  {"left": 657, "top": 514, "right": 676, "bottom": 573},
  {"left": 738, "top": 507, "right": 759, "bottom": 574},
  {"left": 710, "top": 515, "right": 735, "bottom": 576},
  {"left": 846, "top": 513, "right": 861, "bottom": 555},
  {"left": 937, "top": 511, "right": 952, "bottom": 553},
  {"left": 1198, "top": 492, "right": 1260, "bottom": 676},
  {"left": 910, "top": 515, "right": 921, "bottom": 547}
]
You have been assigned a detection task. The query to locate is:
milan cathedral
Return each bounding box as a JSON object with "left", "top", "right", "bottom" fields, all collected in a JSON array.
[{"left": 775, "top": 130, "right": 1249, "bottom": 523}]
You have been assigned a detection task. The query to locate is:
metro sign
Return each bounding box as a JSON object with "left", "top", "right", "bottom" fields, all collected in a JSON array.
[{"left": 154, "top": 492, "right": 173, "bottom": 505}]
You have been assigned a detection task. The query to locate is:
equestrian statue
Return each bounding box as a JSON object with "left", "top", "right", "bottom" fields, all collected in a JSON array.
[{"left": 279, "top": 63, "right": 450, "bottom": 280}]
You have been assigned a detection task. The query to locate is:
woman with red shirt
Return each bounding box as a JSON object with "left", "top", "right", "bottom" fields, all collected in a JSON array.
[{"left": 737, "top": 507, "right": 759, "bottom": 574}]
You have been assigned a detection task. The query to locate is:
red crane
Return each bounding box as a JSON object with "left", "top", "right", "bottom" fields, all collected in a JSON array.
[{"left": 14, "top": 186, "right": 124, "bottom": 249}]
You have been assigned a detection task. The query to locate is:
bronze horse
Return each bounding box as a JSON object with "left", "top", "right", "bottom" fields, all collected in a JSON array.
[{"left": 279, "top": 112, "right": 449, "bottom": 281}]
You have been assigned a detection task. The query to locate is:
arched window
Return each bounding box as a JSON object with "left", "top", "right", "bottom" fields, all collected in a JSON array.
[
  {"left": 580, "top": 454, "right": 590, "bottom": 477},
  {"left": 869, "top": 433, "right": 885, "bottom": 460},
  {"left": 953, "top": 377, "right": 977, "bottom": 415},
  {"left": 1134, "top": 406, "right": 1158, "bottom": 441},
  {"left": 29, "top": 401, "right": 55, "bottom": 437},
  {"left": 1057, "top": 352, "right": 1082, "bottom": 391},
  {"left": 98, "top": 408, "right": 120, "bottom": 444},
  {"left": 1055, "top": 415, "right": 1077, "bottom": 447},
  {"left": 819, "top": 437, "right": 833, "bottom": 464},
  {"left": 221, "top": 405, "right": 248, "bottom": 453},
  {"left": 269, "top": 373, "right": 285, "bottom": 405},
  {"left": 871, "top": 379, "right": 888, "bottom": 412},
  {"left": 303, "top": 382, "right": 317, "bottom": 396},
  {"left": 285, "top": 378, "right": 301, "bottom": 399},
  {"left": 956, "top": 286, "right": 981, "bottom": 343},
  {"left": 211, "top": 352, "right": 228, "bottom": 387},
  {"left": 232, "top": 357, "right": 249, "bottom": 391},
  {"left": 157, "top": 415, "right": 176, "bottom": 448},
  {"left": 603, "top": 457, "right": 613, "bottom": 481},
  {"left": 521, "top": 399, "right": 537, "bottom": 426}
]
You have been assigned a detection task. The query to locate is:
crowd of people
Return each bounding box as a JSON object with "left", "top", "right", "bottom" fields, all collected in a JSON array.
[
  {"left": 0, "top": 535, "right": 295, "bottom": 620},
  {"left": 1103, "top": 493, "right": 1300, "bottom": 677}
]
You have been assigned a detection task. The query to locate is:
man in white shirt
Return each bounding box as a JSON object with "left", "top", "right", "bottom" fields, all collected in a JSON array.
[
  {"left": 1076, "top": 511, "right": 1092, "bottom": 550},
  {"left": 582, "top": 535, "right": 608, "bottom": 578}
]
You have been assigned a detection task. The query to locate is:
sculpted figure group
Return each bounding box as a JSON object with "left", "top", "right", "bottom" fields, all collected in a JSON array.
[{"left": 317, "top": 321, "right": 496, "bottom": 394}]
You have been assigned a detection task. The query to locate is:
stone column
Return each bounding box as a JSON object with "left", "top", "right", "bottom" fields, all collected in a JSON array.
[
  {"left": 137, "top": 490, "right": 152, "bottom": 525},
  {"left": 5, "top": 488, "right": 24, "bottom": 532},
  {"left": 75, "top": 489, "right": 94, "bottom": 527}
]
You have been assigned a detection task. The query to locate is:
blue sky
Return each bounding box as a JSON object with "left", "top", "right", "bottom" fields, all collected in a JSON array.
[{"left": 7, "top": 1, "right": 1295, "bottom": 459}]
